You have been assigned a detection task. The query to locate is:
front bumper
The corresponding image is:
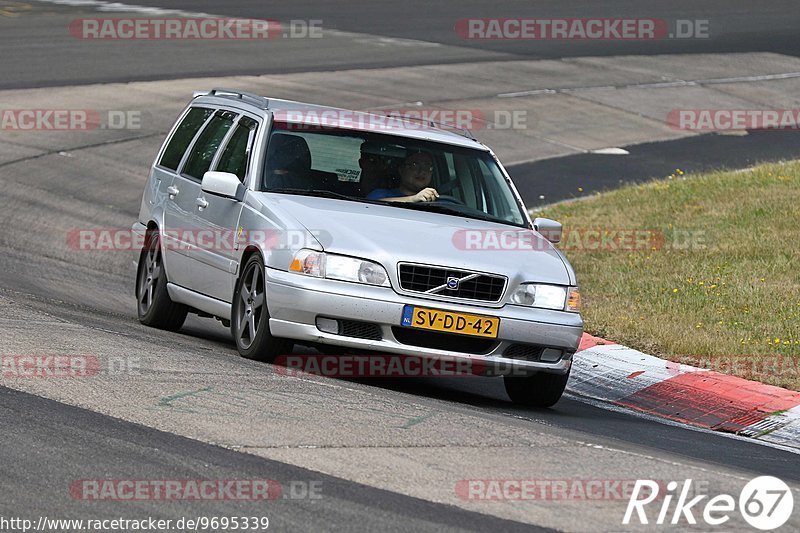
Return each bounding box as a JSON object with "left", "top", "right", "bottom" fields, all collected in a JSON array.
[{"left": 265, "top": 268, "right": 583, "bottom": 375}]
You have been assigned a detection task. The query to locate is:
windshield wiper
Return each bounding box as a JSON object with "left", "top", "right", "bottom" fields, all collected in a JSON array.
[{"left": 386, "top": 201, "right": 520, "bottom": 226}]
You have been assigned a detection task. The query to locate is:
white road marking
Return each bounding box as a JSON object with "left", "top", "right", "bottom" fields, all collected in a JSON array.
[
  {"left": 497, "top": 88, "right": 557, "bottom": 98},
  {"left": 701, "top": 71, "right": 800, "bottom": 84},
  {"left": 498, "top": 71, "right": 800, "bottom": 98},
  {"left": 335, "top": 32, "right": 442, "bottom": 48},
  {"left": 589, "top": 147, "right": 629, "bottom": 155},
  {"left": 31, "top": 0, "right": 216, "bottom": 17}
]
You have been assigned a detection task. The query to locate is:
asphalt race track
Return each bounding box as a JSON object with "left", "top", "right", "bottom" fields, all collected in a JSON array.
[
  {"left": 3, "top": 0, "right": 800, "bottom": 88},
  {"left": 1, "top": 1, "right": 799, "bottom": 531}
]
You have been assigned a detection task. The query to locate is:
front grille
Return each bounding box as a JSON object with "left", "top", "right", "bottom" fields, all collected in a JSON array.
[
  {"left": 503, "top": 344, "right": 544, "bottom": 361},
  {"left": 340, "top": 320, "right": 382, "bottom": 340},
  {"left": 398, "top": 263, "right": 506, "bottom": 302},
  {"left": 391, "top": 327, "right": 497, "bottom": 355}
]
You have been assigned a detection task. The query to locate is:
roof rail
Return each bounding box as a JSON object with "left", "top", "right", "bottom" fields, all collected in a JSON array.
[{"left": 193, "top": 88, "right": 269, "bottom": 110}]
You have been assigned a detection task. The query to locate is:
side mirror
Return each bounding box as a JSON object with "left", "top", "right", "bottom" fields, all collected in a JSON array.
[
  {"left": 533, "top": 217, "right": 562, "bottom": 244},
  {"left": 201, "top": 171, "right": 245, "bottom": 201}
]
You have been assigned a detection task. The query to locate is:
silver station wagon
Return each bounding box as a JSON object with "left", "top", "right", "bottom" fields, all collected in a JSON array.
[{"left": 134, "top": 89, "right": 583, "bottom": 407}]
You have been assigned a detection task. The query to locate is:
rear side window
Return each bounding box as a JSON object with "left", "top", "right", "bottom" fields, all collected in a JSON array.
[
  {"left": 216, "top": 116, "right": 258, "bottom": 182},
  {"left": 182, "top": 111, "right": 236, "bottom": 180},
  {"left": 159, "top": 107, "right": 213, "bottom": 171}
]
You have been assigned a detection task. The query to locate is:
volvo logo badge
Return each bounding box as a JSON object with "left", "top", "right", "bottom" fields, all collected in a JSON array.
[{"left": 446, "top": 277, "right": 460, "bottom": 290}]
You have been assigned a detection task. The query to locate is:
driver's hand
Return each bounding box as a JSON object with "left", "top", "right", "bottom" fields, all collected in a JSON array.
[{"left": 412, "top": 188, "right": 439, "bottom": 202}]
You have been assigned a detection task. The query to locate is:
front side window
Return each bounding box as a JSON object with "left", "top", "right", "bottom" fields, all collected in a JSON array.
[
  {"left": 182, "top": 111, "right": 236, "bottom": 181},
  {"left": 261, "top": 123, "right": 527, "bottom": 227},
  {"left": 159, "top": 107, "right": 213, "bottom": 171}
]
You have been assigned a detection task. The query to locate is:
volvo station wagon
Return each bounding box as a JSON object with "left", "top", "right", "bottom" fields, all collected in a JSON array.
[{"left": 134, "top": 89, "right": 583, "bottom": 407}]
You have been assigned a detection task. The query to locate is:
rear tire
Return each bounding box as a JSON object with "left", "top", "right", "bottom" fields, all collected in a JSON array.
[
  {"left": 135, "top": 230, "right": 188, "bottom": 331},
  {"left": 504, "top": 369, "right": 570, "bottom": 408},
  {"left": 232, "top": 254, "right": 293, "bottom": 362}
]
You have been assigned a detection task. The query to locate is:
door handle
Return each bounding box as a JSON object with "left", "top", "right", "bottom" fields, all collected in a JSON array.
[
  {"left": 196, "top": 197, "right": 209, "bottom": 209},
  {"left": 167, "top": 185, "right": 179, "bottom": 197}
]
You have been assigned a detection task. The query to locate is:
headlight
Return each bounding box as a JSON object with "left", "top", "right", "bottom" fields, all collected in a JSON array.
[
  {"left": 289, "top": 249, "right": 390, "bottom": 287},
  {"left": 327, "top": 254, "right": 389, "bottom": 286},
  {"left": 510, "top": 283, "right": 578, "bottom": 311}
]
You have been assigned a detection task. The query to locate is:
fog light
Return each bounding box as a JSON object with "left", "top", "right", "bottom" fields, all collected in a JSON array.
[
  {"left": 315, "top": 317, "right": 339, "bottom": 334},
  {"left": 540, "top": 348, "right": 563, "bottom": 362}
]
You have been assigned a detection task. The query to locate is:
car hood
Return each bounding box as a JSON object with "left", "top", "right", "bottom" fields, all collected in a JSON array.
[{"left": 256, "top": 193, "right": 572, "bottom": 286}]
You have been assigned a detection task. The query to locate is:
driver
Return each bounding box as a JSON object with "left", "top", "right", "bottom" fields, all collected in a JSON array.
[{"left": 367, "top": 151, "right": 439, "bottom": 202}]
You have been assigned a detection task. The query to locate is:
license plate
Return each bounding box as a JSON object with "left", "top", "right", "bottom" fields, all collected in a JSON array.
[{"left": 401, "top": 305, "right": 499, "bottom": 338}]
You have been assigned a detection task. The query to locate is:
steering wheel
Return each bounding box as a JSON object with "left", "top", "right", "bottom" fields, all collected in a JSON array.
[{"left": 433, "top": 194, "right": 465, "bottom": 205}]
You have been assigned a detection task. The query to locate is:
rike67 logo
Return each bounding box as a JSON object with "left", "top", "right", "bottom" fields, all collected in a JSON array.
[{"left": 624, "top": 477, "right": 794, "bottom": 530}]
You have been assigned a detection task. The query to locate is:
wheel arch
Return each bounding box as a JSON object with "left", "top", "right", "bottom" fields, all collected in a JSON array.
[
  {"left": 143, "top": 218, "right": 172, "bottom": 281},
  {"left": 234, "top": 244, "right": 266, "bottom": 296}
]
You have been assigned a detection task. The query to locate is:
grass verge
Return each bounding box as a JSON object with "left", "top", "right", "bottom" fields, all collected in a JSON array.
[{"left": 536, "top": 160, "right": 800, "bottom": 390}]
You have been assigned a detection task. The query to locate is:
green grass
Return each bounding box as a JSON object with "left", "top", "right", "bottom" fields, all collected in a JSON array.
[{"left": 535, "top": 161, "right": 800, "bottom": 390}]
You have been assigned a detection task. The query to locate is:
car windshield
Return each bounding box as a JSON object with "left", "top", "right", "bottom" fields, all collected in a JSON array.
[{"left": 261, "top": 122, "right": 528, "bottom": 227}]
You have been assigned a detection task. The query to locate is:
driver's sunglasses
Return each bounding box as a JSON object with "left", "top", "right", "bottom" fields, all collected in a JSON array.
[{"left": 404, "top": 161, "right": 433, "bottom": 173}]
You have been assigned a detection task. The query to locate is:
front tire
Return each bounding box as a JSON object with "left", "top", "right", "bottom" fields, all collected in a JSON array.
[
  {"left": 135, "top": 230, "right": 188, "bottom": 331},
  {"left": 504, "top": 369, "right": 570, "bottom": 408},
  {"left": 232, "top": 254, "right": 293, "bottom": 362}
]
